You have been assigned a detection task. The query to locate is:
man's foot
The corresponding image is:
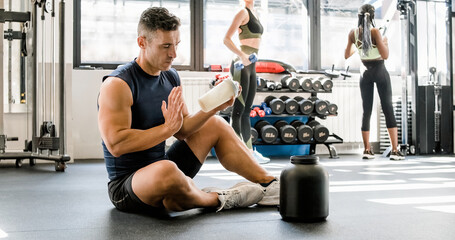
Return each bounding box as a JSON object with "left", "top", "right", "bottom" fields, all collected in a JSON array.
[
  {"left": 362, "top": 148, "right": 375, "bottom": 159},
  {"left": 203, "top": 184, "right": 264, "bottom": 212},
  {"left": 390, "top": 150, "right": 405, "bottom": 161},
  {"left": 253, "top": 150, "right": 270, "bottom": 164},
  {"left": 257, "top": 178, "right": 279, "bottom": 206},
  {"left": 232, "top": 178, "right": 279, "bottom": 206}
]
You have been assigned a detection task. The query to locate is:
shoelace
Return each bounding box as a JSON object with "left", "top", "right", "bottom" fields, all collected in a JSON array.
[{"left": 219, "top": 189, "right": 241, "bottom": 208}]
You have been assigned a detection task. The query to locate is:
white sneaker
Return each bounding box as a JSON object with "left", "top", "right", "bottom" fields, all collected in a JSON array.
[
  {"left": 362, "top": 148, "right": 375, "bottom": 159},
  {"left": 203, "top": 184, "right": 264, "bottom": 212},
  {"left": 231, "top": 178, "right": 279, "bottom": 206},
  {"left": 253, "top": 150, "right": 270, "bottom": 164},
  {"left": 390, "top": 150, "right": 405, "bottom": 161},
  {"left": 258, "top": 179, "right": 279, "bottom": 206}
]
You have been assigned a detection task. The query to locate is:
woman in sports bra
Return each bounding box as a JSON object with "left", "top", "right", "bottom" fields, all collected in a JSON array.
[
  {"left": 223, "top": 0, "right": 269, "bottom": 164},
  {"left": 344, "top": 4, "right": 405, "bottom": 161}
]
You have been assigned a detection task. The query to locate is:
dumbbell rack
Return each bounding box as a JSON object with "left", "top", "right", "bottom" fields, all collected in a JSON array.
[{"left": 251, "top": 75, "right": 343, "bottom": 158}]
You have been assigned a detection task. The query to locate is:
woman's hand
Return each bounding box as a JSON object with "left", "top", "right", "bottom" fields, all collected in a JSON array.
[{"left": 240, "top": 52, "right": 252, "bottom": 66}]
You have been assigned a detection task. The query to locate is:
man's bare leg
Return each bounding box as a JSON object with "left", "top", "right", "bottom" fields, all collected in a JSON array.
[
  {"left": 185, "top": 115, "right": 275, "bottom": 184},
  {"left": 132, "top": 160, "right": 219, "bottom": 211}
]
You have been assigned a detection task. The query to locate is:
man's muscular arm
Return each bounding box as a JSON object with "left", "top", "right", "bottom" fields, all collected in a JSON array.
[{"left": 98, "top": 77, "right": 184, "bottom": 157}]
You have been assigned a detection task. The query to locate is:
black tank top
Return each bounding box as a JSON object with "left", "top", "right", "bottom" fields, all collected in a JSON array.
[{"left": 101, "top": 59, "right": 180, "bottom": 181}]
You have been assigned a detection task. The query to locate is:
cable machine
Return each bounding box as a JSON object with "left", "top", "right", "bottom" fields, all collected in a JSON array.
[
  {"left": 398, "top": 0, "right": 453, "bottom": 155},
  {"left": 0, "top": 0, "right": 70, "bottom": 171}
]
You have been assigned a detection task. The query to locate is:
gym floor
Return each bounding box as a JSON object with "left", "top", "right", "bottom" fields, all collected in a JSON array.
[{"left": 1, "top": 154, "right": 455, "bottom": 240}]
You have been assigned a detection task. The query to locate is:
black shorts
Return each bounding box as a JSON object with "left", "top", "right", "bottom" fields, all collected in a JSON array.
[{"left": 107, "top": 140, "right": 202, "bottom": 214}]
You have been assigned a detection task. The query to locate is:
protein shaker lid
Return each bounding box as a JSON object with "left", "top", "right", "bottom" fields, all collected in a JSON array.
[{"left": 290, "top": 155, "right": 319, "bottom": 164}]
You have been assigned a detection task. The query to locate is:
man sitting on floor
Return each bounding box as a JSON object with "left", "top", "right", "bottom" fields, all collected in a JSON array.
[{"left": 97, "top": 7, "right": 278, "bottom": 214}]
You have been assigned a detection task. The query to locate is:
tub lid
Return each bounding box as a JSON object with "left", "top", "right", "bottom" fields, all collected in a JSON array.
[{"left": 290, "top": 155, "right": 319, "bottom": 164}]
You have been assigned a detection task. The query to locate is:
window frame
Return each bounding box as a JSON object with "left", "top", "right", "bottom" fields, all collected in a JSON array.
[
  {"left": 73, "top": 0, "right": 203, "bottom": 71},
  {"left": 73, "top": 0, "right": 324, "bottom": 71}
]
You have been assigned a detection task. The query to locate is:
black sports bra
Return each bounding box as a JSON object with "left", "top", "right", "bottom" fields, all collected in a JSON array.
[{"left": 238, "top": 8, "right": 263, "bottom": 40}]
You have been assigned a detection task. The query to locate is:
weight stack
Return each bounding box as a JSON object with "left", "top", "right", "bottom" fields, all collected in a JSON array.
[{"left": 379, "top": 96, "right": 412, "bottom": 153}]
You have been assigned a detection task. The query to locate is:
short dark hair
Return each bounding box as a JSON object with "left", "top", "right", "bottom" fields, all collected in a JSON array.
[{"left": 137, "top": 7, "right": 181, "bottom": 38}]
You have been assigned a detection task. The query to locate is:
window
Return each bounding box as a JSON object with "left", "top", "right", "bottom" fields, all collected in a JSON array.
[
  {"left": 75, "top": 0, "right": 309, "bottom": 71},
  {"left": 203, "top": 0, "right": 309, "bottom": 70},
  {"left": 75, "top": 0, "right": 191, "bottom": 68},
  {"left": 320, "top": 0, "right": 402, "bottom": 73}
]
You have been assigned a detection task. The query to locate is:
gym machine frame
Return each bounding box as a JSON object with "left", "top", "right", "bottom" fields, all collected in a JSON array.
[
  {"left": 398, "top": 0, "right": 453, "bottom": 155},
  {"left": 0, "top": 0, "right": 70, "bottom": 171}
]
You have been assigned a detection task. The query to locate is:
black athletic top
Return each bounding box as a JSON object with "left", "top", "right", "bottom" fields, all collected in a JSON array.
[
  {"left": 239, "top": 8, "right": 263, "bottom": 40},
  {"left": 101, "top": 59, "right": 180, "bottom": 181}
]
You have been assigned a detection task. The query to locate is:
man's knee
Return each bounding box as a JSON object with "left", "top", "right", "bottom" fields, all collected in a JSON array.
[
  {"left": 202, "top": 115, "right": 230, "bottom": 130},
  {"left": 152, "top": 161, "right": 188, "bottom": 191}
]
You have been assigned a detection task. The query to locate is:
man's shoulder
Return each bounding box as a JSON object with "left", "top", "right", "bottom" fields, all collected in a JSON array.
[{"left": 103, "top": 60, "right": 136, "bottom": 82}]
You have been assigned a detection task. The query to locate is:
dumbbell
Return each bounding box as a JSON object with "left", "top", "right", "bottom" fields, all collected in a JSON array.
[
  {"left": 275, "top": 82, "right": 282, "bottom": 90},
  {"left": 297, "top": 76, "right": 313, "bottom": 91},
  {"left": 312, "top": 78, "right": 322, "bottom": 91},
  {"left": 264, "top": 96, "right": 285, "bottom": 115},
  {"left": 327, "top": 102, "right": 338, "bottom": 115},
  {"left": 266, "top": 80, "right": 277, "bottom": 91},
  {"left": 280, "top": 75, "right": 300, "bottom": 92},
  {"left": 321, "top": 78, "right": 333, "bottom": 91},
  {"left": 273, "top": 120, "right": 297, "bottom": 144},
  {"left": 257, "top": 77, "right": 267, "bottom": 90},
  {"left": 307, "top": 120, "right": 329, "bottom": 143},
  {"left": 313, "top": 99, "right": 329, "bottom": 115},
  {"left": 255, "top": 120, "right": 278, "bottom": 144},
  {"left": 290, "top": 120, "right": 313, "bottom": 143},
  {"left": 252, "top": 106, "right": 265, "bottom": 117},
  {"left": 234, "top": 53, "right": 258, "bottom": 70},
  {"left": 251, "top": 127, "right": 258, "bottom": 144},
  {"left": 294, "top": 96, "right": 314, "bottom": 115},
  {"left": 279, "top": 96, "right": 299, "bottom": 115}
]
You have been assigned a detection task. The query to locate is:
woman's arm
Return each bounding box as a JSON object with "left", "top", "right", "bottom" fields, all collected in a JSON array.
[
  {"left": 371, "top": 28, "right": 389, "bottom": 59},
  {"left": 344, "top": 29, "right": 356, "bottom": 59},
  {"left": 223, "top": 9, "right": 250, "bottom": 64}
]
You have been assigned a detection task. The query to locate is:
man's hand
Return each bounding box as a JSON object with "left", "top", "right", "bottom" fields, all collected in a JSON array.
[{"left": 162, "top": 86, "right": 184, "bottom": 134}]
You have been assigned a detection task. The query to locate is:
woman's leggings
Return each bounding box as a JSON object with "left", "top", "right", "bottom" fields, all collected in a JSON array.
[
  {"left": 230, "top": 46, "right": 258, "bottom": 149},
  {"left": 360, "top": 60, "right": 397, "bottom": 131}
]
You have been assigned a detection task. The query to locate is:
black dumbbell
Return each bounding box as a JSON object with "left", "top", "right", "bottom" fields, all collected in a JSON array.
[
  {"left": 266, "top": 80, "right": 277, "bottom": 91},
  {"left": 294, "top": 96, "right": 314, "bottom": 115},
  {"left": 280, "top": 75, "right": 300, "bottom": 92},
  {"left": 313, "top": 99, "right": 328, "bottom": 115},
  {"left": 255, "top": 120, "right": 278, "bottom": 144},
  {"left": 264, "top": 96, "right": 285, "bottom": 115},
  {"left": 251, "top": 127, "right": 258, "bottom": 144},
  {"left": 297, "top": 77, "right": 313, "bottom": 91},
  {"left": 327, "top": 101, "right": 338, "bottom": 115},
  {"left": 290, "top": 120, "right": 313, "bottom": 143},
  {"left": 307, "top": 120, "right": 329, "bottom": 142},
  {"left": 273, "top": 120, "right": 297, "bottom": 144},
  {"left": 312, "top": 79, "right": 322, "bottom": 91},
  {"left": 275, "top": 82, "right": 282, "bottom": 90},
  {"left": 257, "top": 77, "right": 267, "bottom": 90},
  {"left": 279, "top": 96, "right": 299, "bottom": 115},
  {"left": 321, "top": 78, "right": 333, "bottom": 91}
]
